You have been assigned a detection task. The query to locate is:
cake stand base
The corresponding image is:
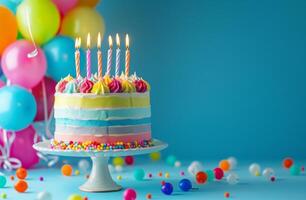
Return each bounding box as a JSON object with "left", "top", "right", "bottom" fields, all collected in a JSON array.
[
  {"left": 80, "top": 156, "right": 122, "bottom": 192},
  {"left": 33, "top": 139, "right": 167, "bottom": 192}
]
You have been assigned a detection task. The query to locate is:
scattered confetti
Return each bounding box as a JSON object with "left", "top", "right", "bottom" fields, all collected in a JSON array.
[
  {"left": 10, "top": 176, "right": 14, "bottom": 181},
  {"left": 158, "top": 172, "right": 163, "bottom": 177},
  {"left": 148, "top": 173, "right": 152, "bottom": 178},
  {"left": 270, "top": 176, "right": 276, "bottom": 182},
  {"left": 290, "top": 165, "right": 301, "bottom": 176},
  {"left": 180, "top": 171, "right": 185, "bottom": 176},
  {"left": 175, "top": 161, "right": 181, "bottom": 167},
  {"left": 263, "top": 168, "right": 275, "bottom": 179},
  {"left": 188, "top": 161, "right": 203, "bottom": 176}
]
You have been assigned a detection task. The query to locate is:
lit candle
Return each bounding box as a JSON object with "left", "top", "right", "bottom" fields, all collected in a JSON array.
[
  {"left": 75, "top": 37, "right": 81, "bottom": 78},
  {"left": 97, "top": 32, "right": 102, "bottom": 80},
  {"left": 125, "top": 34, "right": 130, "bottom": 77},
  {"left": 86, "top": 33, "right": 91, "bottom": 79},
  {"left": 106, "top": 35, "right": 113, "bottom": 76},
  {"left": 115, "top": 33, "right": 120, "bottom": 78}
]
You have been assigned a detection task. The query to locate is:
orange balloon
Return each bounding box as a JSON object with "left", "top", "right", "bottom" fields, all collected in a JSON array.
[
  {"left": 219, "top": 160, "right": 230, "bottom": 172},
  {"left": 77, "top": 0, "right": 100, "bottom": 7},
  {"left": 0, "top": 6, "right": 17, "bottom": 55}
]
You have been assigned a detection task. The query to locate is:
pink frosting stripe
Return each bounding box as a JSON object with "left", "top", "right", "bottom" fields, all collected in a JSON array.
[{"left": 55, "top": 132, "right": 151, "bottom": 143}]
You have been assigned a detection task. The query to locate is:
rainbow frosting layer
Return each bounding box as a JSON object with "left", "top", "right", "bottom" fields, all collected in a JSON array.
[{"left": 51, "top": 74, "right": 153, "bottom": 151}]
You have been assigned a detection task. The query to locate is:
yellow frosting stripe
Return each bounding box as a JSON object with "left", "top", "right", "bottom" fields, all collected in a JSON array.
[{"left": 54, "top": 95, "right": 150, "bottom": 109}]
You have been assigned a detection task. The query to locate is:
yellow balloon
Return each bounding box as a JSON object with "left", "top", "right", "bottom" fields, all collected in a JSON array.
[
  {"left": 16, "top": 0, "right": 60, "bottom": 45},
  {"left": 77, "top": 0, "right": 100, "bottom": 7},
  {"left": 61, "top": 6, "right": 105, "bottom": 47}
]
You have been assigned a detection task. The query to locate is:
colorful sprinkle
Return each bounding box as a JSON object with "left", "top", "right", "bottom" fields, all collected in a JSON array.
[
  {"left": 165, "top": 172, "right": 170, "bottom": 178},
  {"left": 146, "top": 193, "right": 152, "bottom": 199},
  {"left": 39, "top": 176, "right": 44, "bottom": 181},
  {"left": 75, "top": 170, "right": 80, "bottom": 176}
]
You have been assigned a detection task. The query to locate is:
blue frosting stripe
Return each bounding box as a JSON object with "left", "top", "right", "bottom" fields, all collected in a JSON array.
[
  {"left": 54, "top": 107, "right": 151, "bottom": 120},
  {"left": 56, "top": 118, "right": 151, "bottom": 127}
]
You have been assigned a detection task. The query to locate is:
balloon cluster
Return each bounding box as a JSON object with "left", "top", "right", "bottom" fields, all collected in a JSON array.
[{"left": 0, "top": 0, "right": 104, "bottom": 169}]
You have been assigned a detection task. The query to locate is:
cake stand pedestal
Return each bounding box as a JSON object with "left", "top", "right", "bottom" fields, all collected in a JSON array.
[{"left": 33, "top": 139, "right": 167, "bottom": 192}]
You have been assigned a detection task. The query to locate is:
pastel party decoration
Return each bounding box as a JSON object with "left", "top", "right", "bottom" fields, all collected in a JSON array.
[
  {"left": 123, "top": 188, "right": 137, "bottom": 200},
  {"left": 32, "top": 76, "right": 57, "bottom": 122},
  {"left": 44, "top": 36, "right": 82, "bottom": 81},
  {"left": 0, "top": 6, "right": 17, "bottom": 55},
  {"left": 61, "top": 7, "right": 105, "bottom": 48},
  {"left": 0, "top": 86, "right": 36, "bottom": 131},
  {"left": 52, "top": 0, "right": 78, "bottom": 16},
  {"left": 1, "top": 40, "right": 46, "bottom": 89},
  {"left": 16, "top": 0, "right": 60, "bottom": 45},
  {"left": 0, "top": 126, "right": 39, "bottom": 168}
]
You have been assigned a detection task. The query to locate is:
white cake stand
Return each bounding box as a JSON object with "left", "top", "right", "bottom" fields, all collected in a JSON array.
[{"left": 33, "top": 139, "right": 167, "bottom": 192}]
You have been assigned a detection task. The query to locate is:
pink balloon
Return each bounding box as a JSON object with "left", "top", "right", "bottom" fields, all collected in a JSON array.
[
  {"left": 52, "top": 0, "right": 78, "bottom": 16},
  {"left": 0, "top": 126, "right": 39, "bottom": 169},
  {"left": 1, "top": 40, "right": 47, "bottom": 89},
  {"left": 0, "top": 80, "right": 4, "bottom": 88},
  {"left": 32, "top": 76, "right": 57, "bottom": 122}
]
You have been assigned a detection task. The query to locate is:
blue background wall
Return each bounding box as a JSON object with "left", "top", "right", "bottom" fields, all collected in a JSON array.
[{"left": 97, "top": 0, "right": 306, "bottom": 160}]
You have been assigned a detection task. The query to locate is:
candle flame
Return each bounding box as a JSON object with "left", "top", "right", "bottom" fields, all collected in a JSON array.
[
  {"left": 126, "top": 34, "right": 129, "bottom": 49},
  {"left": 87, "top": 33, "right": 91, "bottom": 48},
  {"left": 108, "top": 35, "right": 113, "bottom": 48},
  {"left": 75, "top": 37, "right": 80, "bottom": 49},
  {"left": 116, "top": 33, "right": 120, "bottom": 47},
  {"left": 97, "top": 32, "right": 101, "bottom": 49}
]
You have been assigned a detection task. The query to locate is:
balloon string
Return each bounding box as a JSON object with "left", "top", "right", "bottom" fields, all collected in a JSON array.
[
  {"left": 42, "top": 79, "right": 52, "bottom": 139},
  {"left": 26, "top": 7, "right": 38, "bottom": 58}
]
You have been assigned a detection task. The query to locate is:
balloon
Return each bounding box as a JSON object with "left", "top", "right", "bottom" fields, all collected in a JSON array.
[
  {"left": 61, "top": 7, "right": 105, "bottom": 48},
  {"left": 32, "top": 76, "right": 56, "bottom": 122},
  {"left": 16, "top": 0, "right": 60, "bottom": 45},
  {"left": 0, "top": 86, "right": 36, "bottom": 131},
  {"left": 1, "top": 40, "right": 47, "bottom": 89},
  {"left": 0, "top": 0, "right": 19, "bottom": 14},
  {"left": 0, "top": 80, "right": 4, "bottom": 88},
  {"left": 0, "top": 126, "right": 39, "bottom": 168},
  {"left": 77, "top": 0, "right": 100, "bottom": 7},
  {"left": 0, "top": 6, "right": 17, "bottom": 55},
  {"left": 43, "top": 36, "right": 84, "bottom": 81},
  {"left": 52, "top": 0, "right": 78, "bottom": 16}
]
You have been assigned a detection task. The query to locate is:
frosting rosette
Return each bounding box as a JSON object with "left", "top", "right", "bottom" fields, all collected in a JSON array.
[
  {"left": 63, "top": 74, "right": 74, "bottom": 82},
  {"left": 91, "top": 80, "right": 110, "bottom": 94},
  {"left": 103, "top": 75, "right": 112, "bottom": 85},
  {"left": 108, "top": 78, "right": 122, "bottom": 93},
  {"left": 80, "top": 79, "right": 94, "bottom": 93},
  {"left": 56, "top": 79, "right": 68, "bottom": 93},
  {"left": 134, "top": 79, "right": 148, "bottom": 93},
  {"left": 121, "top": 79, "right": 136, "bottom": 93},
  {"left": 64, "top": 80, "right": 78, "bottom": 93}
]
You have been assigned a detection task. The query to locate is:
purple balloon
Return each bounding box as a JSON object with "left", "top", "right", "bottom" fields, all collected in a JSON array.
[
  {"left": 1, "top": 40, "right": 47, "bottom": 89},
  {"left": 0, "top": 126, "right": 39, "bottom": 169}
]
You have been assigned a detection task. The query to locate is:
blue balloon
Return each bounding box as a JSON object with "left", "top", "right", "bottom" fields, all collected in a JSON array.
[
  {"left": 0, "top": 86, "right": 36, "bottom": 131},
  {"left": 179, "top": 179, "right": 192, "bottom": 191},
  {"left": 0, "top": 0, "right": 21, "bottom": 14},
  {"left": 43, "top": 36, "right": 85, "bottom": 82}
]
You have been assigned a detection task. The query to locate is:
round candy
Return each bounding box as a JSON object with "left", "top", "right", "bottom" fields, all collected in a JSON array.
[
  {"left": 206, "top": 170, "right": 215, "bottom": 182},
  {"left": 123, "top": 188, "right": 137, "bottom": 200},
  {"left": 37, "top": 191, "right": 52, "bottom": 200},
  {"left": 61, "top": 164, "right": 73, "bottom": 176},
  {"left": 214, "top": 167, "right": 224, "bottom": 180},
  {"left": 226, "top": 172, "right": 239, "bottom": 185},
  {"left": 290, "top": 165, "right": 301, "bottom": 176},
  {"left": 113, "top": 157, "right": 124, "bottom": 166},
  {"left": 262, "top": 168, "right": 275, "bottom": 179},
  {"left": 249, "top": 163, "right": 261, "bottom": 176},
  {"left": 117, "top": 175, "right": 122, "bottom": 180},
  {"left": 166, "top": 155, "right": 177, "bottom": 166},
  {"left": 0, "top": 174, "right": 7, "bottom": 188},
  {"left": 161, "top": 182, "right": 173, "bottom": 195},
  {"left": 219, "top": 160, "right": 230, "bottom": 172},
  {"left": 16, "top": 167, "right": 27, "bottom": 179},
  {"left": 75, "top": 170, "right": 80, "bottom": 176},
  {"left": 196, "top": 171, "right": 207, "bottom": 184},
  {"left": 68, "top": 194, "right": 82, "bottom": 200},
  {"left": 125, "top": 156, "right": 134, "bottom": 165},
  {"left": 165, "top": 172, "right": 170, "bottom": 178},
  {"left": 14, "top": 180, "right": 28, "bottom": 193},
  {"left": 0, "top": 192, "right": 7, "bottom": 199},
  {"left": 179, "top": 179, "right": 192, "bottom": 191},
  {"left": 180, "top": 171, "right": 185, "bottom": 176},
  {"left": 39, "top": 177, "right": 44, "bottom": 181},
  {"left": 270, "top": 176, "right": 276, "bottom": 182},
  {"left": 134, "top": 169, "right": 145, "bottom": 181},
  {"left": 175, "top": 161, "right": 182, "bottom": 167},
  {"left": 146, "top": 193, "right": 152, "bottom": 199},
  {"left": 115, "top": 165, "right": 123, "bottom": 172},
  {"left": 78, "top": 159, "right": 90, "bottom": 173},
  {"left": 227, "top": 156, "right": 238, "bottom": 169},
  {"left": 283, "top": 157, "right": 294, "bottom": 169},
  {"left": 224, "top": 192, "right": 230, "bottom": 198},
  {"left": 188, "top": 161, "right": 204, "bottom": 176},
  {"left": 148, "top": 173, "right": 153, "bottom": 178},
  {"left": 149, "top": 152, "right": 161, "bottom": 161}
]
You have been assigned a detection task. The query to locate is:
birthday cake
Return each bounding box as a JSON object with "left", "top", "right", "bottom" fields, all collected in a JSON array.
[{"left": 51, "top": 34, "right": 153, "bottom": 151}]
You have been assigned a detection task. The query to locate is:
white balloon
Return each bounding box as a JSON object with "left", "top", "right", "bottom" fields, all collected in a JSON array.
[
  {"left": 227, "top": 157, "right": 238, "bottom": 169},
  {"left": 249, "top": 163, "right": 261, "bottom": 176},
  {"left": 262, "top": 168, "right": 275, "bottom": 178},
  {"left": 78, "top": 159, "right": 90, "bottom": 173},
  {"left": 37, "top": 191, "right": 52, "bottom": 200},
  {"left": 188, "top": 161, "right": 203, "bottom": 176},
  {"left": 175, "top": 161, "right": 181, "bottom": 167},
  {"left": 226, "top": 172, "right": 239, "bottom": 185}
]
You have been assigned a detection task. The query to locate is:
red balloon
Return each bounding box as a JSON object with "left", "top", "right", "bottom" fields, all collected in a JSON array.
[
  {"left": 196, "top": 171, "right": 207, "bottom": 184},
  {"left": 0, "top": 126, "right": 39, "bottom": 169},
  {"left": 125, "top": 156, "right": 134, "bottom": 165},
  {"left": 214, "top": 167, "right": 224, "bottom": 180},
  {"left": 31, "top": 76, "right": 56, "bottom": 122}
]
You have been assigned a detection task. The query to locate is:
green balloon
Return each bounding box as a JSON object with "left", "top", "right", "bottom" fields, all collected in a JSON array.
[{"left": 16, "top": 0, "right": 60, "bottom": 45}]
